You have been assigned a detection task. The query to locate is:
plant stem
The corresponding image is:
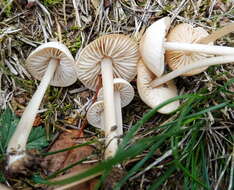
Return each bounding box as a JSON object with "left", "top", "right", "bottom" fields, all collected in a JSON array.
[
  {"left": 150, "top": 55, "right": 234, "bottom": 87},
  {"left": 164, "top": 42, "right": 234, "bottom": 55},
  {"left": 101, "top": 58, "right": 117, "bottom": 159},
  {"left": 7, "top": 58, "right": 58, "bottom": 165},
  {"left": 198, "top": 23, "right": 234, "bottom": 44}
]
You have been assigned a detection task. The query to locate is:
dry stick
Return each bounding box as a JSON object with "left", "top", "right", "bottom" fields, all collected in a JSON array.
[
  {"left": 56, "top": 18, "right": 62, "bottom": 43},
  {"left": 63, "top": 0, "right": 67, "bottom": 26},
  {"left": 150, "top": 55, "right": 234, "bottom": 88},
  {"left": 198, "top": 23, "right": 234, "bottom": 44}
]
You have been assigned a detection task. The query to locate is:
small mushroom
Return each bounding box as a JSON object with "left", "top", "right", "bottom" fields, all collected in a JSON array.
[
  {"left": 87, "top": 78, "right": 134, "bottom": 158},
  {"left": 86, "top": 101, "right": 104, "bottom": 130},
  {"left": 97, "top": 78, "right": 135, "bottom": 137},
  {"left": 76, "top": 34, "right": 139, "bottom": 158},
  {"left": 87, "top": 100, "right": 119, "bottom": 159},
  {"left": 137, "top": 60, "right": 179, "bottom": 114},
  {"left": 6, "top": 42, "right": 76, "bottom": 173},
  {"left": 140, "top": 17, "right": 234, "bottom": 77}
]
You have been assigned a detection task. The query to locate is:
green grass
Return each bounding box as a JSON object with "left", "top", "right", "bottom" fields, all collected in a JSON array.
[
  {"left": 42, "top": 0, "right": 63, "bottom": 6},
  {"left": 1, "top": 0, "right": 233, "bottom": 189},
  {"left": 32, "top": 78, "right": 234, "bottom": 189}
]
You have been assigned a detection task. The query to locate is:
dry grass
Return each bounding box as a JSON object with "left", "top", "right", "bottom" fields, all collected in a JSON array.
[{"left": 0, "top": 0, "right": 234, "bottom": 189}]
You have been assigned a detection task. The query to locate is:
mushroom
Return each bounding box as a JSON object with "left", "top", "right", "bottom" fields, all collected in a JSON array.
[
  {"left": 140, "top": 17, "right": 234, "bottom": 77},
  {"left": 86, "top": 101, "right": 104, "bottom": 130},
  {"left": 86, "top": 100, "right": 119, "bottom": 158},
  {"left": 151, "top": 55, "right": 234, "bottom": 87},
  {"left": 87, "top": 78, "right": 134, "bottom": 156},
  {"left": 97, "top": 78, "right": 135, "bottom": 137},
  {"left": 6, "top": 42, "right": 77, "bottom": 173},
  {"left": 76, "top": 34, "right": 139, "bottom": 158},
  {"left": 165, "top": 23, "right": 213, "bottom": 76},
  {"left": 137, "top": 60, "right": 179, "bottom": 114}
]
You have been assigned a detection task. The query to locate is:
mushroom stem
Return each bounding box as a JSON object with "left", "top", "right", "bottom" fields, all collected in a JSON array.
[
  {"left": 114, "top": 91, "right": 123, "bottom": 136},
  {"left": 150, "top": 55, "right": 234, "bottom": 87},
  {"left": 7, "top": 58, "right": 58, "bottom": 167},
  {"left": 198, "top": 23, "right": 234, "bottom": 44},
  {"left": 164, "top": 42, "right": 234, "bottom": 55},
  {"left": 101, "top": 58, "right": 117, "bottom": 159}
]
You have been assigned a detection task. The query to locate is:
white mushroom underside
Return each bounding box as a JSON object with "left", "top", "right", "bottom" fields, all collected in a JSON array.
[
  {"left": 166, "top": 23, "right": 213, "bottom": 76},
  {"left": 137, "top": 60, "right": 179, "bottom": 114},
  {"left": 86, "top": 101, "right": 104, "bottom": 129},
  {"left": 76, "top": 34, "right": 139, "bottom": 91},
  {"left": 97, "top": 78, "right": 134, "bottom": 107},
  {"left": 26, "top": 42, "right": 77, "bottom": 87}
]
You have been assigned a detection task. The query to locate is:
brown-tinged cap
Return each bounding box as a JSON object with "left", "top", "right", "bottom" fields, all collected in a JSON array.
[
  {"left": 166, "top": 23, "right": 213, "bottom": 76},
  {"left": 26, "top": 42, "right": 77, "bottom": 87},
  {"left": 76, "top": 34, "right": 139, "bottom": 91},
  {"left": 140, "top": 17, "right": 171, "bottom": 77},
  {"left": 137, "top": 60, "right": 180, "bottom": 114},
  {"left": 97, "top": 78, "right": 134, "bottom": 107}
]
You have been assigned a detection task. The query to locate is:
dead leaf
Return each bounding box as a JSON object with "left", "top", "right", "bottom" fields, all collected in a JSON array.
[
  {"left": 41, "top": 130, "right": 99, "bottom": 190},
  {"left": 41, "top": 130, "right": 82, "bottom": 173}
]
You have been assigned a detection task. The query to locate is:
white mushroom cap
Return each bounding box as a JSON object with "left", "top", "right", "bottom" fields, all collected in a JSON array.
[
  {"left": 87, "top": 101, "right": 104, "bottom": 129},
  {"left": 137, "top": 60, "right": 180, "bottom": 114},
  {"left": 166, "top": 23, "right": 213, "bottom": 76},
  {"left": 26, "top": 42, "right": 77, "bottom": 87},
  {"left": 97, "top": 78, "right": 134, "bottom": 107},
  {"left": 139, "top": 17, "right": 171, "bottom": 77},
  {"left": 76, "top": 34, "right": 139, "bottom": 91}
]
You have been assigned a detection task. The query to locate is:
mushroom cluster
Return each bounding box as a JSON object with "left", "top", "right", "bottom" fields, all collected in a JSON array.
[
  {"left": 76, "top": 34, "right": 139, "bottom": 158},
  {"left": 6, "top": 16, "right": 233, "bottom": 176},
  {"left": 139, "top": 17, "right": 234, "bottom": 109}
]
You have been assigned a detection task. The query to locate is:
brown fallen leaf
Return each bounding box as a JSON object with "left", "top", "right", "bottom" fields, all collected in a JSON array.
[
  {"left": 41, "top": 130, "right": 82, "bottom": 174},
  {"left": 41, "top": 129, "right": 99, "bottom": 190}
]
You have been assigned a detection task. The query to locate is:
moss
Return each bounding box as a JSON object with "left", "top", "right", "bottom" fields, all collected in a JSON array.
[
  {"left": 70, "top": 26, "right": 80, "bottom": 31},
  {"left": 69, "top": 36, "right": 82, "bottom": 54},
  {"left": 42, "top": 0, "right": 63, "bottom": 6},
  {"left": 2, "top": 0, "right": 12, "bottom": 16}
]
